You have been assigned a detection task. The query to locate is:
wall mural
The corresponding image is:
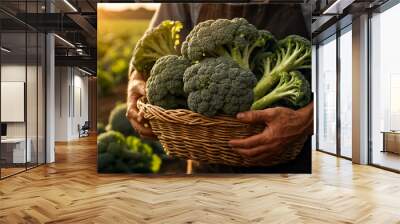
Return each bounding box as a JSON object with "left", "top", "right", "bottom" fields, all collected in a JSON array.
[{"left": 97, "top": 2, "right": 313, "bottom": 174}]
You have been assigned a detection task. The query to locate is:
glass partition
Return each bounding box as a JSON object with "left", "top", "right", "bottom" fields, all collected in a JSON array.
[
  {"left": 0, "top": 30, "right": 28, "bottom": 177},
  {"left": 339, "top": 26, "right": 352, "bottom": 158},
  {"left": 317, "top": 35, "right": 337, "bottom": 154},
  {"left": 38, "top": 32, "right": 45, "bottom": 165},
  {"left": 370, "top": 3, "right": 400, "bottom": 171},
  {"left": 0, "top": 1, "right": 46, "bottom": 179},
  {"left": 27, "top": 30, "right": 38, "bottom": 169}
]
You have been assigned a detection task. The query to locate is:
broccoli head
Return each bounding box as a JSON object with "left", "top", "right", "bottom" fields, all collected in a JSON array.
[
  {"left": 97, "top": 131, "right": 126, "bottom": 154},
  {"left": 97, "top": 131, "right": 161, "bottom": 173},
  {"left": 252, "top": 35, "right": 311, "bottom": 100},
  {"left": 146, "top": 55, "right": 191, "bottom": 109},
  {"left": 106, "top": 103, "right": 136, "bottom": 136},
  {"left": 181, "top": 18, "right": 276, "bottom": 70},
  {"left": 131, "top": 20, "right": 183, "bottom": 78},
  {"left": 183, "top": 57, "right": 257, "bottom": 116},
  {"left": 251, "top": 71, "right": 311, "bottom": 110}
]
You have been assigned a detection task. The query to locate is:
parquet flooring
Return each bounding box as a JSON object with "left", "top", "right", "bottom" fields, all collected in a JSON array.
[{"left": 0, "top": 136, "right": 400, "bottom": 224}]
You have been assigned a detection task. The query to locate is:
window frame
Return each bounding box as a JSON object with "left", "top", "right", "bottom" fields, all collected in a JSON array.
[{"left": 315, "top": 21, "right": 353, "bottom": 161}]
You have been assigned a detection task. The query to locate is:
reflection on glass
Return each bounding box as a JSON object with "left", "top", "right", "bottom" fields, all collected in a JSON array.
[
  {"left": 38, "top": 33, "right": 46, "bottom": 165},
  {"left": 27, "top": 31, "right": 38, "bottom": 169},
  {"left": 1, "top": 31, "right": 27, "bottom": 177},
  {"left": 339, "top": 28, "right": 352, "bottom": 158},
  {"left": 0, "top": 1, "right": 47, "bottom": 179},
  {"left": 317, "top": 36, "right": 337, "bottom": 154},
  {"left": 371, "top": 3, "right": 400, "bottom": 171}
]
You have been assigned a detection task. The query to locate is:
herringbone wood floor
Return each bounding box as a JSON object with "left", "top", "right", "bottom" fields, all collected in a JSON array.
[{"left": 0, "top": 136, "right": 400, "bottom": 224}]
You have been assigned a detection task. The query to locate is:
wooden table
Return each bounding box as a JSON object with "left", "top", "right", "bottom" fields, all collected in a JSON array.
[{"left": 381, "top": 131, "right": 400, "bottom": 154}]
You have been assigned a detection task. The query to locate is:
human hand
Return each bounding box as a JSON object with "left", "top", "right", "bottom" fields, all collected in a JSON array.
[
  {"left": 126, "top": 70, "right": 157, "bottom": 139},
  {"left": 229, "top": 102, "right": 313, "bottom": 163}
]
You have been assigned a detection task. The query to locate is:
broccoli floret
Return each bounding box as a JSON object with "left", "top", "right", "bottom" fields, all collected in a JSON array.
[
  {"left": 97, "top": 131, "right": 161, "bottom": 173},
  {"left": 183, "top": 57, "right": 257, "bottom": 116},
  {"left": 97, "top": 131, "right": 126, "bottom": 154},
  {"left": 131, "top": 20, "right": 183, "bottom": 78},
  {"left": 181, "top": 18, "right": 276, "bottom": 70},
  {"left": 252, "top": 35, "right": 311, "bottom": 100},
  {"left": 146, "top": 55, "right": 191, "bottom": 109},
  {"left": 106, "top": 103, "right": 136, "bottom": 136},
  {"left": 251, "top": 71, "right": 311, "bottom": 110}
]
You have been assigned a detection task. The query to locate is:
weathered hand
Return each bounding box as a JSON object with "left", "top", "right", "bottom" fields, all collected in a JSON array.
[
  {"left": 229, "top": 102, "right": 313, "bottom": 162},
  {"left": 126, "top": 70, "right": 156, "bottom": 139}
]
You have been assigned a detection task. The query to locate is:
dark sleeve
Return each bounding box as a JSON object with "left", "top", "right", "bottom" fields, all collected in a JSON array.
[
  {"left": 149, "top": 3, "right": 193, "bottom": 41},
  {"left": 129, "top": 4, "right": 193, "bottom": 77}
]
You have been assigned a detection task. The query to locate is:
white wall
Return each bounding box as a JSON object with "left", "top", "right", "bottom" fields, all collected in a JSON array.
[
  {"left": 1, "top": 63, "right": 46, "bottom": 164},
  {"left": 54, "top": 67, "right": 89, "bottom": 141},
  {"left": 1, "top": 65, "right": 31, "bottom": 138}
]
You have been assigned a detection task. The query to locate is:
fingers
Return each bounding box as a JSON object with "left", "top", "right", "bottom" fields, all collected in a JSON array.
[
  {"left": 233, "top": 139, "right": 281, "bottom": 158},
  {"left": 247, "top": 136, "right": 303, "bottom": 163},
  {"left": 126, "top": 70, "right": 156, "bottom": 139},
  {"left": 128, "top": 117, "right": 156, "bottom": 139},
  {"left": 234, "top": 144, "right": 272, "bottom": 158},
  {"left": 234, "top": 133, "right": 305, "bottom": 161},
  {"left": 236, "top": 108, "right": 279, "bottom": 124},
  {"left": 229, "top": 131, "right": 269, "bottom": 148},
  {"left": 236, "top": 110, "right": 266, "bottom": 124},
  {"left": 246, "top": 148, "right": 279, "bottom": 163},
  {"left": 126, "top": 95, "right": 140, "bottom": 120}
]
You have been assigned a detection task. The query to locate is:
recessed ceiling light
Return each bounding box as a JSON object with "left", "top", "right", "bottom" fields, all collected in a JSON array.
[
  {"left": 54, "top": 34, "right": 75, "bottom": 48},
  {"left": 323, "top": 0, "right": 355, "bottom": 15},
  {"left": 78, "top": 67, "right": 92, "bottom": 76},
  {"left": 1, "top": 47, "right": 11, "bottom": 53},
  {"left": 63, "top": 0, "right": 78, "bottom": 12}
]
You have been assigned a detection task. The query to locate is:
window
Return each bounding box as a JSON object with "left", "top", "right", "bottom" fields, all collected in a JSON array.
[
  {"left": 0, "top": 1, "right": 47, "bottom": 179},
  {"left": 370, "top": 3, "right": 400, "bottom": 171},
  {"left": 339, "top": 26, "right": 352, "bottom": 158},
  {"left": 317, "top": 35, "right": 337, "bottom": 154}
]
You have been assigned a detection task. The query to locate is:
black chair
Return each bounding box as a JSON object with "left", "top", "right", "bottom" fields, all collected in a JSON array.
[{"left": 78, "top": 121, "right": 90, "bottom": 138}]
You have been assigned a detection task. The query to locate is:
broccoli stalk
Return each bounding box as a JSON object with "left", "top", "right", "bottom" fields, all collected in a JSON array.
[
  {"left": 252, "top": 35, "right": 311, "bottom": 100},
  {"left": 251, "top": 71, "right": 311, "bottom": 110},
  {"left": 214, "top": 35, "right": 268, "bottom": 70}
]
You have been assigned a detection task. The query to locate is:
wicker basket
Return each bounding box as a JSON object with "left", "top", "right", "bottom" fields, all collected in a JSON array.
[{"left": 137, "top": 98, "right": 306, "bottom": 167}]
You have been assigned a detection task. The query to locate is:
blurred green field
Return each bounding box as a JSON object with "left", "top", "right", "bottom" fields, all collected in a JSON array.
[
  {"left": 97, "top": 16, "right": 187, "bottom": 174},
  {"left": 98, "top": 19, "right": 149, "bottom": 40},
  {"left": 97, "top": 19, "right": 150, "bottom": 124}
]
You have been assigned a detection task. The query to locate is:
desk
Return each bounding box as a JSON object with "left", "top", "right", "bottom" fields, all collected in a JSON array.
[
  {"left": 382, "top": 131, "right": 400, "bottom": 154},
  {"left": 1, "top": 138, "right": 32, "bottom": 163}
]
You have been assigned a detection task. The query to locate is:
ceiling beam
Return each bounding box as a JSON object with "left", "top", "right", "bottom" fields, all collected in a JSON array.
[
  {"left": 67, "top": 13, "right": 96, "bottom": 39},
  {"left": 55, "top": 55, "right": 96, "bottom": 72}
]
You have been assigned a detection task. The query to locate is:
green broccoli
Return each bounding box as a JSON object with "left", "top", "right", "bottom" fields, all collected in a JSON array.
[
  {"left": 181, "top": 18, "right": 276, "bottom": 70},
  {"left": 251, "top": 71, "right": 311, "bottom": 110},
  {"left": 106, "top": 103, "right": 136, "bottom": 136},
  {"left": 131, "top": 20, "right": 183, "bottom": 78},
  {"left": 97, "top": 131, "right": 161, "bottom": 173},
  {"left": 146, "top": 55, "right": 191, "bottom": 109},
  {"left": 183, "top": 57, "right": 257, "bottom": 116},
  {"left": 97, "top": 131, "right": 126, "bottom": 154},
  {"left": 252, "top": 35, "right": 311, "bottom": 100}
]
